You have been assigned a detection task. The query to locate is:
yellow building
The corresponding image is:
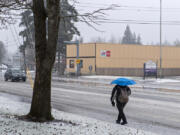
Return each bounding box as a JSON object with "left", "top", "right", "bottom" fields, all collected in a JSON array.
[{"left": 66, "top": 43, "right": 180, "bottom": 76}]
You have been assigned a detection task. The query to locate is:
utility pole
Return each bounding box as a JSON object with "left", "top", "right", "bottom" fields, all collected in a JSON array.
[
  {"left": 159, "top": 0, "right": 162, "bottom": 78},
  {"left": 76, "top": 41, "right": 80, "bottom": 76}
]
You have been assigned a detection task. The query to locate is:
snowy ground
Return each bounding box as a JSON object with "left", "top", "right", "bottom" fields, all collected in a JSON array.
[
  {"left": 80, "top": 75, "right": 180, "bottom": 90},
  {"left": 0, "top": 73, "right": 180, "bottom": 134},
  {"left": 80, "top": 75, "right": 180, "bottom": 83},
  {"left": 0, "top": 94, "right": 157, "bottom": 135}
]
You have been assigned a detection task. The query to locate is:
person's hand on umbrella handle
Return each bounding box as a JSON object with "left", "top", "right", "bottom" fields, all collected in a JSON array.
[{"left": 111, "top": 101, "right": 115, "bottom": 107}]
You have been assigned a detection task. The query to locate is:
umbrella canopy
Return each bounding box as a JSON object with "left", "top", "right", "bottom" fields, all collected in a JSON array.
[{"left": 111, "top": 77, "right": 136, "bottom": 86}]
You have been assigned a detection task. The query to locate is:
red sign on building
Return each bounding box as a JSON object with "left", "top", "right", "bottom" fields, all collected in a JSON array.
[
  {"left": 101, "top": 50, "right": 111, "bottom": 57},
  {"left": 106, "top": 51, "right": 111, "bottom": 57}
]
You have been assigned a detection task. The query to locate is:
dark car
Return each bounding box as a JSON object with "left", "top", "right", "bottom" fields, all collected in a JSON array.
[{"left": 4, "top": 68, "right": 26, "bottom": 82}]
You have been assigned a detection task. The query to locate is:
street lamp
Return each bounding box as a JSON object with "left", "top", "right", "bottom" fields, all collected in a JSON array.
[
  {"left": 159, "top": 0, "right": 162, "bottom": 78},
  {"left": 64, "top": 40, "right": 80, "bottom": 76}
]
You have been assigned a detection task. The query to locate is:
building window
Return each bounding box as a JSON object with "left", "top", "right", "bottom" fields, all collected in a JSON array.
[
  {"left": 80, "top": 60, "right": 83, "bottom": 68},
  {"left": 69, "top": 60, "right": 74, "bottom": 68}
]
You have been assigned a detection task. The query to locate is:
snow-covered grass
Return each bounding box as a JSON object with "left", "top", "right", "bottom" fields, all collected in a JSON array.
[
  {"left": 81, "top": 75, "right": 180, "bottom": 82},
  {"left": 154, "top": 79, "right": 180, "bottom": 83},
  {"left": 0, "top": 94, "right": 157, "bottom": 135},
  {"left": 81, "top": 75, "right": 180, "bottom": 85},
  {"left": 80, "top": 75, "right": 137, "bottom": 80}
]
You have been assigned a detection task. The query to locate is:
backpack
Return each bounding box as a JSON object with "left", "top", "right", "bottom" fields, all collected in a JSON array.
[{"left": 117, "top": 87, "right": 129, "bottom": 103}]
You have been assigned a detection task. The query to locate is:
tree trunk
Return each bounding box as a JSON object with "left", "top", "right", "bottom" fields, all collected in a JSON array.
[{"left": 27, "top": 0, "right": 60, "bottom": 122}]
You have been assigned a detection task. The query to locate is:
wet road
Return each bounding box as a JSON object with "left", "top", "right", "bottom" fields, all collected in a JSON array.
[{"left": 0, "top": 75, "right": 180, "bottom": 135}]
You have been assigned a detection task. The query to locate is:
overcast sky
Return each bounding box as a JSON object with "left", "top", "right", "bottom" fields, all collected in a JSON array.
[{"left": 1, "top": 0, "right": 180, "bottom": 54}]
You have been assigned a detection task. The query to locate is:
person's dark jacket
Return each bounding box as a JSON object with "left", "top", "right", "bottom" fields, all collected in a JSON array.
[{"left": 110, "top": 85, "right": 131, "bottom": 106}]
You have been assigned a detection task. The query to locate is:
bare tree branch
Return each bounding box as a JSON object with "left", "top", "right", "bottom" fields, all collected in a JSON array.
[
  {"left": 0, "top": 0, "right": 117, "bottom": 31},
  {"left": 60, "top": 3, "right": 118, "bottom": 32},
  {"left": 0, "top": 0, "right": 32, "bottom": 28}
]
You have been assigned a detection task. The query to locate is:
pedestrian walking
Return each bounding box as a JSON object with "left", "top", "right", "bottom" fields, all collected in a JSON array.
[{"left": 110, "top": 85, "right": 131, "bottom": 125}]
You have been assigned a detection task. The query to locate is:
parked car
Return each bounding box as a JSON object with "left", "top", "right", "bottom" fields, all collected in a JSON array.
[{"left": 4, "top": 68, "right": 26, "bottom": 82}]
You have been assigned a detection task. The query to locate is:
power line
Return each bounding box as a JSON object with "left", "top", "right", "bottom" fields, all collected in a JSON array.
[
  {"left": 2, "top": 12, "right": 180, "bottom": 25},
  {"left": 4, "top": 12, "right": 180, "bottom": 24},
  {"left": 76, "top": 2, "right": 180, "bottom": 10},
  {"left": 80, "top": 20, "right": 180, "bottom": 25},
  {"left": 76, "top": 5, "right": 180, "bottom": 13},
  {"left": 64, "top": 1, "right": 180, "bottom": 13},
  {"left": 5, "top": 16, "right": 180, "bottom": 25},
  {"left": 97, "top": 18, "right": 180, "bottom": 24}
]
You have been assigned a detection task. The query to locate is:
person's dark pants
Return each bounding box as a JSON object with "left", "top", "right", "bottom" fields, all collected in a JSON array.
[{"left": 116, "top": 101, "right": 127, "bottom": 123}]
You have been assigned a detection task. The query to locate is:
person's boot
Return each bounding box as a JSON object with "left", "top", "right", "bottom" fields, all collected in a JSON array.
[
  {"left": 116, "top": 120, "right": 121, "bottom": 124},
  {"left": 121, "top": 121, "right": 128, "bottom": 125}
]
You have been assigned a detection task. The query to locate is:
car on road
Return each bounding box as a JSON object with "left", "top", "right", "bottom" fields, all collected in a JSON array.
[{"left": 4, "top": 68, "right": 26, "bottom": 82}]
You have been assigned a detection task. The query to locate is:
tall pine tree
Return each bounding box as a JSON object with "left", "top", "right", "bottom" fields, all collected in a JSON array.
[
  {"left": 19, "top": 0, "right": 80, "bottom": 74},
  {"left": 122, "top": 25, "right": 134, "bottom": 44},
  {"left": 19, "top": 9, "right": 35, "bottom": 70},
  {"left": 0, "top": 41, "right": 6, "bottom": 64},
  {"left": 122, "top": 25, "right": 142, "bottom": 45},
  {"left": 19, "top": 9, "right": 34, "bottom": 47},
  {"left": 137, "top": 34, "right": 142, "bottom": 45},
  {"left": 57, "top": 0, "right": 80, "bottom": 75}
]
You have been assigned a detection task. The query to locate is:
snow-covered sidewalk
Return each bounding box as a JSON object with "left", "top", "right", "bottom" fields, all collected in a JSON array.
[{"left": 0, "top": 94, "right": 158, "bottom": 135}]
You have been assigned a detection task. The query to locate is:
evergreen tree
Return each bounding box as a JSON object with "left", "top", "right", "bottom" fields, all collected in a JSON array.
[
  {"left": 18, "top": 1, "right": 80, "bottom": 75},
  {"left": 122, "top": 25, "right": 143, "bottom": 45},
  {"left": 122, "top": 25, "right": 134, "bottom": 44},
  {"left": 57, "top": 0, "right": 80, "bottom": 75},
  {"left": 132, "top": 32, "right": 136, "bottom": 44},
  {"left": 174, "top": 39, "right": 180, "bottom": 46},
  {"left": 137, "top": 34, "right": 142, "bottom": 45},
  {"left": 19, "top": 9, "right": 35, "bottom": 70},
  {"left": 0, "top": 41, "right": 6, "bottom": 64},
  {"left": 19, "top": 9, "right": 34, "bottom": 49},
  {"left": 58, "top": 0, "right": 80, "bottom": 55}
]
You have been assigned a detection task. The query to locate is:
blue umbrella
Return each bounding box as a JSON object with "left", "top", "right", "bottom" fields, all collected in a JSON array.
[{"left": 111, "top": 77, "right": 136, "bottom": 86}]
